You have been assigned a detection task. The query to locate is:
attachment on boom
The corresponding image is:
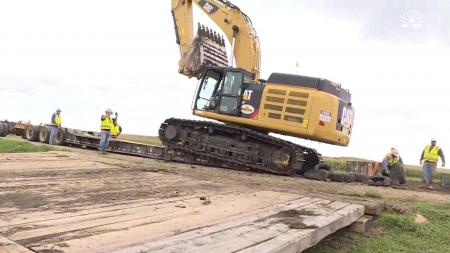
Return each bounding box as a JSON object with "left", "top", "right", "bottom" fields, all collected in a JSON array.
[{"left": 178, "top": 23, "right": 228, "bottom": 78}]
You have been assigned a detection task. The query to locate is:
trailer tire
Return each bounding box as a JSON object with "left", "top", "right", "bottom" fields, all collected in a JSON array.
[
  {"left": 328, "top": 172, "right": 355, "bottom": 183},
  {"left": 315, "top": 163, "right": 331, "bottom": 171},
  {"left": 353, "top": 173, "right": 369, "bottom": 182},
  {"left": 25, "top": 125, "right": 40, "bottom": 141},
  {"left": 304, "top": 168, "right": 329, "bottom": 181},
  {"left": 366, "top": 176, "right": 391, "bottom": 186},
  {"left": 55, "top": 128, "right": 66, "bottom": 146},
  {"left": 38, "top": 126, "right": 50, "bottom": 143},
  {"left": 0, "top": 123, "right": 4, "bottom": 137},
  {"left": 3, "top": 123, "right": 10, "bottom": 136},
  {"left": 21, "top": 130, "right": 27, "bottom": 139}
]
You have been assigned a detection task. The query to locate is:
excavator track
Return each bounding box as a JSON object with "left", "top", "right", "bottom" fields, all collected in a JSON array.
[{"left": 159, "top": 118, "right": 322, "bottom": 176}]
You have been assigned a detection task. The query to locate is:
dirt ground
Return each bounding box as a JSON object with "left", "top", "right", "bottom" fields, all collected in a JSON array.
[{"left": 0, "top": 149, "right": 449, "bottom": 252}]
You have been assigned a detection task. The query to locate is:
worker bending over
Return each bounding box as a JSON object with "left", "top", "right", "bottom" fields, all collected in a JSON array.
[
  {"left": 381, "top": 148, "right": 406, "bottom": 185},
  {"left": 420, "top": 138, "right": 445, "bottom": 189},
  {"left": 49, "top": 108, "right": 61, "bottom": 145},
  {"left": 111, "top": 112, "right": 122, "bottom": 138},
  {"left": 99, "top": 108, "right": 114, "bottom": 154}
]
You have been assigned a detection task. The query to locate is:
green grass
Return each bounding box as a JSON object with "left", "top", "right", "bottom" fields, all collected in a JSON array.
[
  {"left": 305, "top": 201, "right": 450, "bottom": 253},
  {"left": 404, "top": 165, "right": 450, "bottom": 181},
  {"left": 0, "top": 138, "right": 54, "bottom": 153},
  {"left": 116, "top": 134, "right": 162, "bottom": 145}
]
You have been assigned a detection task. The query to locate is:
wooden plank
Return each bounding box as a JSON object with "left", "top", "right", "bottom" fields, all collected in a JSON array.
[
  {"left": 238, "top": 204, "right": 364, "bottom": 253},
  {"left": 105, "top": 199, "right": 363, "bottom": 253},
  {"left": 112, "top": 198, "right": 326, "bottom": 253},
  {"left": 350, "top": 215, "right": 374, "bottom": 234},
  {"left": 0, "top": 235, "right": 33, "bottom": 253},
  {"left": 306, "top": 193, "right": 384, "bottom": 216},
  {"left": 360, "top": 201, "right": 383, "bottom": 216},
  {"left": 151, "top": 201, "right": 346, "bottom": 253},
  {"left": 8, "top": 191, "right": 273, "bottom": 241},
  {"left": 10, "top": 191, "right": 296, "bottom": 252},
  {"left": 31, "top": 196, "right": 317, "bottom": 253},
  {"left": 0, "top": 194, "right": 208, "bottom": 229}
]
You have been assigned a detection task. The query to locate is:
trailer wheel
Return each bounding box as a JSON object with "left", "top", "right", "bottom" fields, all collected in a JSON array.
[
  {"left": 366, "top": 176, "right": 391, "bottom": 186},
  {"left": 315, "top": 163, "right": 331, "bottom": 171},
  {"left": 38, "top": 126, "right": 50, "bottom": 143},
  {"left": 55, "top": 128, "right": 66, "bottom": 146},
  {"left": 25, "top": 125, "right": 40, "bottom": 141},
  {"left": 328, "top": 172, "right": 355, "bottom": 183},
  {"left": 353, "top": 173, "right": 369, "bottom": 182},
  {"left": 3, "top": 123, "right": 10, "bottom": 136},
  {"left": 21, "top": 130, "right": 27, "bottom": 139},
  {"left": 0, "top": 123, "right": 4, "bottom": 137},
  {"left": 304, "top": 168, "right": 329, "bottom": 181}
]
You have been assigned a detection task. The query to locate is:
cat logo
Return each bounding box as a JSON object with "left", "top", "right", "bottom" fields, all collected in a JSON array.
[
  {"left": 199, "top": 0, "right": 219, "bottom": 14},
  {"left": 243, "top": 90, "right": 254, "bottom": 101},
  {"left": 341, "top": 106, "right": 354, "bottom": 133}
]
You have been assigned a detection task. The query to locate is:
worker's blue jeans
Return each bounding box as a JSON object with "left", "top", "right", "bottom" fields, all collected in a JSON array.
[
  {"left": 99, "top": 130, "right": 111, "bottom": 153},
  {"left": 49, "top": 126, "right": 58, "bottom": 145},
  {"left": 422, "top": 161, "right": 437, "bottom": 184}
]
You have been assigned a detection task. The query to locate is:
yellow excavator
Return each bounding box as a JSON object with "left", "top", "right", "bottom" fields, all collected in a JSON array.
[{"left": 160, "top": 0, "right": 354, "bottom": 176}]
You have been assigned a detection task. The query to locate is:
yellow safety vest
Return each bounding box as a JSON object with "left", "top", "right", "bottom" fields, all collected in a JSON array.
[
  {"left": 55, "top": 114, "right": 61, "bottom": 127},
  {"left": 423, "top": 145, "right": 440, "bottom": 162},
  {"left": 111, "top": 124, "right": 121, "bottom": 137},
  {"left": 386, "top": 152, "right": 400, "bottom": 166},
  {"left": 100, "top": 116, "right": 113, "bottom": 131}
]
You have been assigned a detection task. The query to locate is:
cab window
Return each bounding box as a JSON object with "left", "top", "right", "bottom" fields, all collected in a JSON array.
[
  {"left": 221, "top": 72, "right": 243, "bottom": 96},
  {"left": 196, "top": 71, "right": 221, "bottom": 110}
]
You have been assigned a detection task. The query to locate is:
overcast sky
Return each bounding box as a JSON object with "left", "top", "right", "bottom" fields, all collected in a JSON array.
[{"left": 1, "top": 0, "right": 449, "bottom": 166}]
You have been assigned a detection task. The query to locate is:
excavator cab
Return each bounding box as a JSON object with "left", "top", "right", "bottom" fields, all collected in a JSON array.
[{"left": 193, "top": 67, "right": 252, "bottom": 116}]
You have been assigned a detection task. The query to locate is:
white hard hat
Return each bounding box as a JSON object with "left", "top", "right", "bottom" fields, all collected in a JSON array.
[
  {"left": 391, "top": 148, "right": 399, "bottom": 157},
  {"left": 56, "top": 108, "right": 61, "bottom": 112},
  {"left": 106, "top": 108, "right": 113, "bottom": 113},
  {"left": 431, "top": 138, "right": 437, "bottom": 142}
]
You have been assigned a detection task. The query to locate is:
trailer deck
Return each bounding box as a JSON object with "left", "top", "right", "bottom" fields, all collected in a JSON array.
[{"left": 0, "top": 121, "right": 229, "bottom": 169}]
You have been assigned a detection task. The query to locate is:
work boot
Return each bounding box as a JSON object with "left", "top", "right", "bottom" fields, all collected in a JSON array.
[{"left": 422, "top": 179, "right": 429, "bottom": 188}]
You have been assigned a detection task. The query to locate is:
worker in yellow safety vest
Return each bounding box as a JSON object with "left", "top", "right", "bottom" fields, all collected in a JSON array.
[
  {"left": 111, "top": 112, "right": 122, "bottom": 138},
  {"left": 49, "top": 108, "right": 61, "bottom": 145},
  {"left": 420, "top": 138, "right": 445, "bottom": 189},
  {"left": 381, "top": 148, "right": 406, "bottom": 185},
  {"left": 99, "top": 108, "right": 114, "bottom": 154}
]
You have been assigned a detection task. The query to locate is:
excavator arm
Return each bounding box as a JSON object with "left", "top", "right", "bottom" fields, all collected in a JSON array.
[{"left": 171, "top": 0, "right": 261, "bottom": 79}]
